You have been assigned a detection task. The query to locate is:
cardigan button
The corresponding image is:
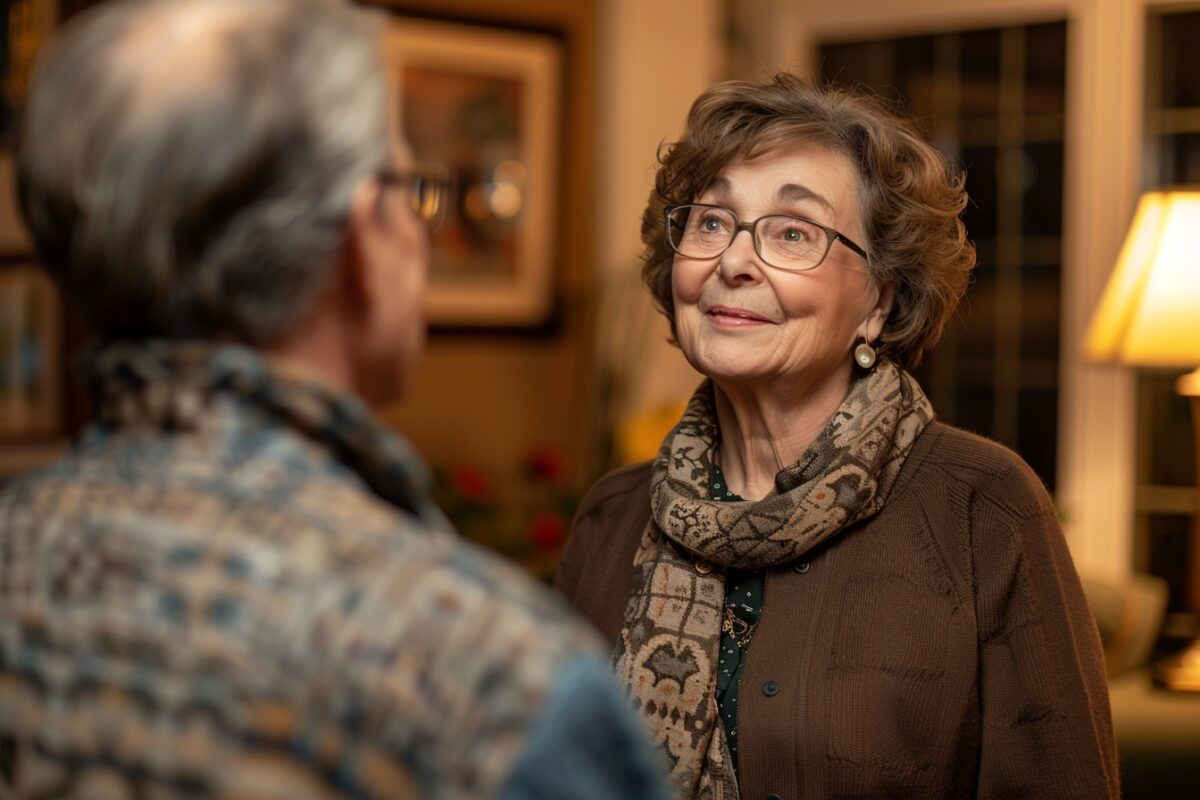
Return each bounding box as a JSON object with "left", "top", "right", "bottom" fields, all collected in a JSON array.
[
  {"left": 762, "top": 679, "right": 780, "bottom": 697},
  {"left": 765, "top": 794, "right": 782, "bottom": 800},
  {"left": 695, "top": 560, "right": 713, "bottom": 574},
  {"left": 793, "top": 560, "right": 810, "bottom": 574}
]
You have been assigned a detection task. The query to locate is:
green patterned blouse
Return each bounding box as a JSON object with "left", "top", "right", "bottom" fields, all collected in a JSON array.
[{"left": 709, "top": 463, "right": 763, "bottom": 774}]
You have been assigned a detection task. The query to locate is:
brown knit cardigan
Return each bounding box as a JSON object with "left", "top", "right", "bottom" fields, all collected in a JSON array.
[{"left": 555, "top": 421, "right": 1119, "bottom": 800}]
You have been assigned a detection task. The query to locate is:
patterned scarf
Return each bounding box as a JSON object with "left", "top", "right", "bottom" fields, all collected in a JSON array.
[{"left": 612, "top": 360, "right": 934, "bottom": 798}]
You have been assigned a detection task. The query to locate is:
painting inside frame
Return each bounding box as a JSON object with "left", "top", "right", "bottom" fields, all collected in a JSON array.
[
  {"left": 0, "top": 263, "right": 59, "bottom": 439},
  {"left": 385, "top": 17, "right": 562, "bottom": 328}
]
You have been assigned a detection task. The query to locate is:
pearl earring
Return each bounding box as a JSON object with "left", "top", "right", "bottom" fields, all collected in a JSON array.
[{"left": 854, "top": 340, "right": 877, "bottom": 369}]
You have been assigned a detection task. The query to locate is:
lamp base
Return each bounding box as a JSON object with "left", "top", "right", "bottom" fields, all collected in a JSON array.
[
  {"left": 1152, "top": 637, "right": 1200, "bottom": 692},
  {"left": 1153, "top": 372, "right": 1200, "bottom": 692}
]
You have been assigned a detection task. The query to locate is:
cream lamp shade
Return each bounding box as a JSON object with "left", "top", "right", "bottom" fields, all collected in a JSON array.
[{"left": 1085, "top": 189, "right": 1200, "bottom": 369}]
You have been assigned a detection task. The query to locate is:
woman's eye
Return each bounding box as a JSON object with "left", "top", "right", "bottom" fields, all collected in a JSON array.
[
  {"left": 701, "top": 216, "right": 724, "bottom": 231},
  {"left": 767, "top": 218, "right": 820, "bottom": 246}
]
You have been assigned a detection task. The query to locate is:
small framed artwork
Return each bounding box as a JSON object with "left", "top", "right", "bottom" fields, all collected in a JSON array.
[
  {"left": 384, "top": 17, "right": 563, "bottom": 328},
  {"left": 0, "top": 263, "right": 59, "bottom": 439}
]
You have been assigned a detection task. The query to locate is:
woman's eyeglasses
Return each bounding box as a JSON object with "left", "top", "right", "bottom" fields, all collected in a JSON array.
[{"left": 664, "top": 203, "right": 869, "bottom": 271}]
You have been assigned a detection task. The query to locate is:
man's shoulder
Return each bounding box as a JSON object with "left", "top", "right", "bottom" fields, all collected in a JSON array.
[
  {"left": 0, "top": 443, "right": 600, "bottom": 663},
  {"left": 0, "top": 447, "right": 608, "bottom": 797}
]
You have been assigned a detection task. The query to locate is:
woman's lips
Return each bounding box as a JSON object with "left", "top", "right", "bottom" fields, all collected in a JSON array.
[{"left": 705, "top": 305, "right": 772, "bottom": 328}]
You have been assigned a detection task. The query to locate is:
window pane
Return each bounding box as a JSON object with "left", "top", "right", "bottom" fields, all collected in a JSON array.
[
  {"left": 820, "top": 21, "right": 1065, "bottom": 491},
  {"left": 1024, "top": 21, "right": 1067, "bottom": 117},
  {"left": 955, "top": 384, "right": 995, "bottom": 437},
  {"left": 820, "top": 40, "right": 893, "bottom": 92},
  {"left": 1019, "top": 267, "right": 1060, "bottom": 360},
  {"left": 1145, "top": 514, "right": 1195, "bottom": 612},
  {"left": 959, "top": 29, "right": 1000, "bottom": 123},
  {"left": 1158, "top": 132, "right": 1200, "bottom": 185},
  {"left": 1137, "top": 372, "right": 1195, "bottom": 488},
  {"left": 961, "top": 145, "right": 998, "bottom": 238},
  {"left": 896, "top": 35, "right": 936, "bottom": 118},
  {"left": 1159, "top": 11, "right": 1200, "bottom": 108},
  {"left": 958, "top": 265, "right": 995, "bottom": 359},
  {"left": 1018, "top": 388, "right": 1058, "bottom": 490},
  {"left": 1021, "top": 142, "right": 1063, "bottom": 237}
]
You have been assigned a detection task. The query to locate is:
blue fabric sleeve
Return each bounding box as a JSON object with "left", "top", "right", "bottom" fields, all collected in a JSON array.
[{"left": 498, "top": 656, "right": 671, "bottom": 800}]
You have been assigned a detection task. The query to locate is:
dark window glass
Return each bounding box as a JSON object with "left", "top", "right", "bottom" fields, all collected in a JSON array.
[
  {"left": 957, "top": 265, "right": 995, "bottom": 359},
  {"left": 961, "top": 145, "right": 998, "bottom": 238},
  {"left": 895, "top": 35, "right": 936, "bottom": 118},
  {"left": 1146, "top": 515, "right": 1195, "bottom": 612},
  {"left": 959, "top": 29, "right": 1001, "bottom": 123},
  {"left": 1159, "top": 11, "right": 1200, "bottom": 108},
  {"left": 1158, "top": 132, "right": 1200, "bottom": 185},
  {"left": 821, "top": 22, "right": 1066, "bottom": 491},
  {"left": 1138, "top": 372, "right": 1195, "bottom": 488},
  {"left": 955, "top": 384, "right": 995, "bottom": 437},
  {"left": 1024, "top": 21, "right": 1067, "bottom": 117},
  {"left": 820, "top": 40, "right": 892, "bottom": 92},
  {"left": 1022, "top": 142, "right": 1064, "bottom": 236},
  {"left": 1019, "top": 268, "right": 1060, "bottom": 360},
  {"left": 1017, "top": 388, "right": 1058, "bottom": 489}
]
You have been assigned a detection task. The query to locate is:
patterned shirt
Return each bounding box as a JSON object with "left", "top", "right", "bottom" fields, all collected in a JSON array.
[
  {"left": 0, "top": 342, "right": 668, "bottom": 800},
  {"left": 710, "top": 463, "right": 763, "bottom": 776}
]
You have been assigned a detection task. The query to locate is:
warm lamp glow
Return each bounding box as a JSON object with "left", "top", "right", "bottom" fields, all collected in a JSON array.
[{"left": 1085, "top": 189, "right": 1200, "bottom": 367}]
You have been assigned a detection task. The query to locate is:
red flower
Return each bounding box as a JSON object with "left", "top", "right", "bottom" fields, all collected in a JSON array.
[
  {"left": 530, "top": 509, "right": 567, "bottom": 551},
  {"left": 526, "top": 445, "right": 568, "bottom": 483},
  {"left": 451, "top": 465, "right": 492, "bottom": 503}
]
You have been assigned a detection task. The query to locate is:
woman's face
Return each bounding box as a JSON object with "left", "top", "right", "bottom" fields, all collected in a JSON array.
[{"left": 671, "top": 142, "right": 893, "bottom": 396}]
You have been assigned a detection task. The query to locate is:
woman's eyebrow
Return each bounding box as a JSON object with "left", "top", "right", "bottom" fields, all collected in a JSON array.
[{"left": 777, "top": 182, "right": 835, "bottom": 213}]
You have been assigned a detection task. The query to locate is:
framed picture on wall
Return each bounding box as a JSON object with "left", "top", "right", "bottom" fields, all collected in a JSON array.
[
  {"left": 0, "top": 262, "right": 59, "bottom": 439},
  {"left": 384, "top": 17, "right": 563, "bottom": 328}
]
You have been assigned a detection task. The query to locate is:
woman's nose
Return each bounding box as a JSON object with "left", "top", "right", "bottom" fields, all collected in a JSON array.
[{"left": 717, "top": 229, "right": 766, "bottom": 284}]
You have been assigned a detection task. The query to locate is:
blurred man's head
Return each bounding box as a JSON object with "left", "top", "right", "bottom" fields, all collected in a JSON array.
[{"left": 17, "top": 0, "right": 431, "bottom": 401}]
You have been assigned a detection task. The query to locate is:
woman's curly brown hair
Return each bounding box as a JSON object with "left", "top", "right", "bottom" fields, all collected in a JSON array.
[{"left": 640, "top": 74, "right": 976, "bottom": 371}]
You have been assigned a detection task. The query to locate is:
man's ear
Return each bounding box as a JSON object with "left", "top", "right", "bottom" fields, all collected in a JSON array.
[
  {"left": 860, "top": 280, "right": 897, "bottom": 342},
  {"left": 342, "top": 176, "right": 386, "bottom": 311}
]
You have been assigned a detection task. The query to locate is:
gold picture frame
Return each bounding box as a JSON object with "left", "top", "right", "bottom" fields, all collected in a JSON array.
[
  {"left": 384, "top": 16, "right": 563, "bottom": 328},
  {"left": 2, "top": 0, "right": 58, "bottom": 254}
]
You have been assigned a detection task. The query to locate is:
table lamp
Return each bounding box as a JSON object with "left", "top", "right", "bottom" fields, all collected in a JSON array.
[{"left": 1084, "top": 187, "right": 1200, "bottom": 691}]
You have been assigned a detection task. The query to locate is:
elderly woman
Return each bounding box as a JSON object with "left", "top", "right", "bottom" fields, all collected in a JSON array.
[{"left": 556, "top": 76, "right": 1118, "bottom": 800}]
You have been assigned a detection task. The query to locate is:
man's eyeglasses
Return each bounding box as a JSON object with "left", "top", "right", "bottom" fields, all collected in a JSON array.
[
  {"left": 377, "top": 165, "right": 451, "bottom": 227},
  {"left": 664, "top": 203, "right": 869, "bottom": 271}
]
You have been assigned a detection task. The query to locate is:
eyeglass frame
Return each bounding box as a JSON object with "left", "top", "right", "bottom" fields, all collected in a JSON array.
[
  {"left": 663, "top": 202, "right": 870, "bottom": 271},
  {"left": 376, "top": 164, "right": 452, "bottom": 227}
]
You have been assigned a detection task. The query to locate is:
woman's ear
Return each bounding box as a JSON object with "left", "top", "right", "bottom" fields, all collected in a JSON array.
[{"left": 860, "top": 280, "right": 897, "bottom": 342}]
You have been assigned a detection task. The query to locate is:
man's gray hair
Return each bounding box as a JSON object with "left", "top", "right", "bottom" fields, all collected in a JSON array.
[{"left": 17, "top": 0, "right": 389, "bottom": 343}]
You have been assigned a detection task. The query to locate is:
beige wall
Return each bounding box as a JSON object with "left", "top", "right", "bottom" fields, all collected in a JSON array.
[{"left": 590, "top": 0, "right": 718, "bottom": 443}]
